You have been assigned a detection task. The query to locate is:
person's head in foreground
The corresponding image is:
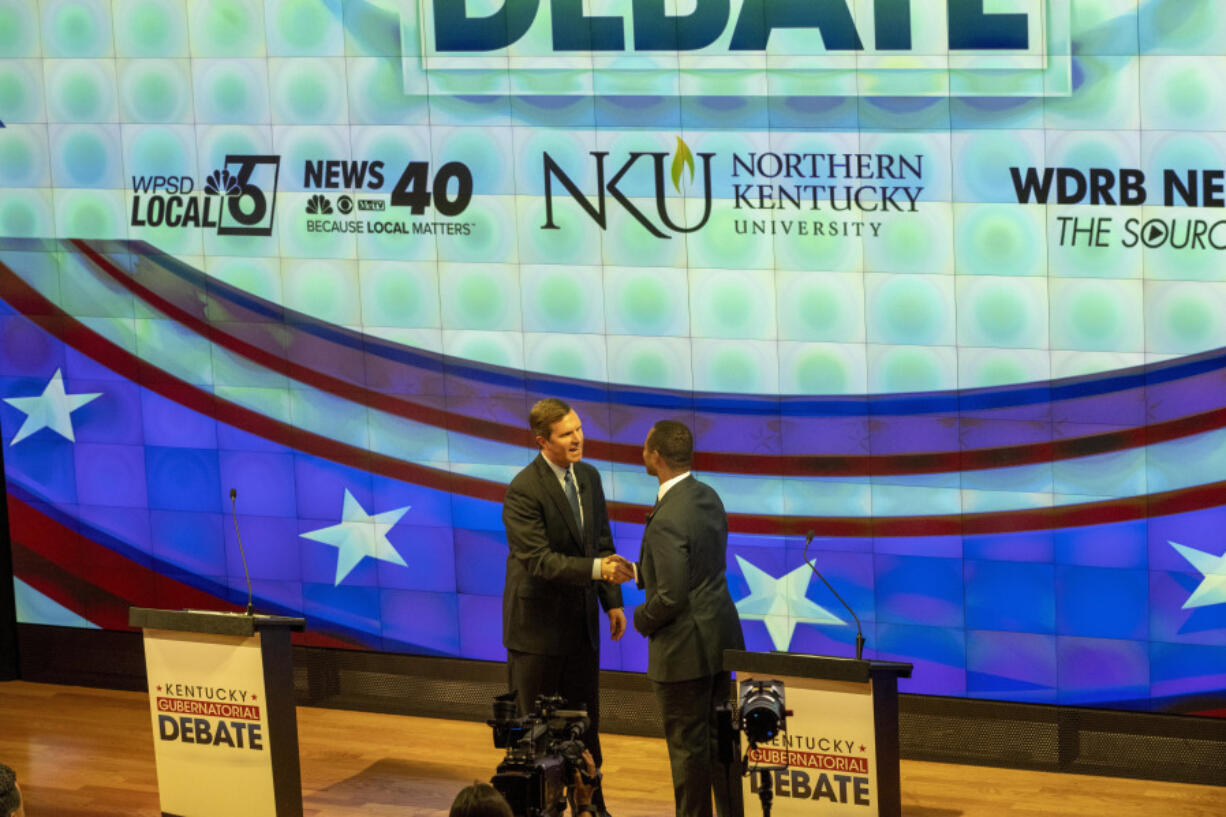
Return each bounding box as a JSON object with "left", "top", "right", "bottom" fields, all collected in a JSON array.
[
  {"left": 450, "top": 782, "right": 514, "bottom": 817},
  {"left": 450, "top": 750, "right": 597, "bottom": 817},
  {"left": 0, "top": 764, "right": 23, "bottom": 817}
]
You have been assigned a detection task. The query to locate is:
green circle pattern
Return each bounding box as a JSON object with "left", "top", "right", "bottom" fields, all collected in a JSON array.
[
  {"left": 61, "top": 194, "right": 118, "bottom": 238},
  {"left": 1, "top": 200, "right": 38, "bottom": 237},
  {"left": 535, "top": 272, "right": 586, "bottom": 330},
  {"left": 452, "top": 335, "right": 517, "bottom": 369},
  {"left": 194, "top": 0, "right": 265, "bottom": 57},
  {"left": 1164, "top": 67, "right": 1212, "bottom": 124},
  {"left": 872, "top": 277, "right": 946, "bottom": 345},
  {"left": 367, "top": 271, "right": 428, "bottom": 328},
  {"left": 127, "top": 1, "right": 172, "bottom": 52},
  {"left": 210, "top": 70, "right": 253, "bottom": 120},
  {"left": 790, "top": 349, "right": 849, "bottom": 394},
  {"left": 0, "top": 3, "right": 31, "bottom": 56},
  {"left": 694, "top": 272, "right": 768, "bottom": 339},
  {"left": 969, "top": 354, "right": 1030, "bottom": 388},
  {"left": 615, "top": 274, "right": 674, "bottom": 335},
  {"left": 51, "top": 2, "right": 102, "bottom": 55},
  {"left": 55, "top": 64, "right": 109, "bottom": 122},
  {"left": 788, "top": 279, "right": 845, "bottom": 338},
  {"left": 877, "top": 348, "right": 944, "bottom": 393},
  {"left": 0, "top": 136, "right": 34, "bottom": 186},
  {"left": 535, "top": 341, "right": 590, "bottom": 380},
  {"left": 0, "top": 70, "right": 27, "bottom": 119},
  {"left": 282, "top": 64, "right": 338, "bottom": 123},
  {"left": 1161, "top": 294, "right": 1213, "bottom": 348},
  {"left": 704, "top": 346, "right": 761, "bottom": 393},
  {"left": 957, "top": 207, "right": 1041, "bottom": 277},
  {"left": 1066, "top": 288, "right": 1123, "bottom": 348},
  {"left": 452, "top": 270, "right": 511, "bottom": 328},
  {"left": 129, "top": 129, "right": 188, "bottom": 177},
  {"left": 62, "top": 130, "right": 109, "bottom": 186},
  {"left": 971, "top": 284, "right": 1030, "bottom": 346},
  {"left": 129, "top": 67, "right": 179, "bottom": 122},
  {"left": 625, "top": 350, "right": 670, "bottom": 388},
  {"left": 273, "top": 0, "right": 334, "bottom": 52}
]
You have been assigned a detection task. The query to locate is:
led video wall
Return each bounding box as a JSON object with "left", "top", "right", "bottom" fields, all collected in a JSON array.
[{"left": 2, "top": 0, "right": 1226, "bottom": 716}]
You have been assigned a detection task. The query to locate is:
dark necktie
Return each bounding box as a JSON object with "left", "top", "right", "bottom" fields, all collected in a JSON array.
[{"left": 564, "top": 469, "right": 581, "bottom": 528}]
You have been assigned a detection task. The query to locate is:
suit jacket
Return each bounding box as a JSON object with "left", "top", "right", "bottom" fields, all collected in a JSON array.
[
  {"left": 502, "top": 455, "right": 623, "bottom": 655},
  {"left": 633, "top": 475, "right": 745, "bottom": 683}
]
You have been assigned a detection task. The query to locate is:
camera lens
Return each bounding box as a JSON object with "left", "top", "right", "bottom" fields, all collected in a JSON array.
[
  {"left": 742, "top": 705, "right": 782, "bottom": 743},
  {"left": 740, "top": 680, "right": 786, "bottom": 744}
]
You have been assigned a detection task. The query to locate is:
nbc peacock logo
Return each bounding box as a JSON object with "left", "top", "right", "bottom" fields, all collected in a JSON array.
[{"left": 305, "top": 194, "right": 333, "bottom": 215}]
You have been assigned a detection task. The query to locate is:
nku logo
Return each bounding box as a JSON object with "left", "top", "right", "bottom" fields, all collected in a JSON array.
[{"left": 542, "top": 138, "right": 713, "bottom": 239}]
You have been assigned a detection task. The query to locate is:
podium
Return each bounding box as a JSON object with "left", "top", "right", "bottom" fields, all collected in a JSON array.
[
  {"left": 129, "top": 608, "right": 306, "bottom": 817},
  {"left": 724, "top": 650, "right": 912, "bottom": 817}
]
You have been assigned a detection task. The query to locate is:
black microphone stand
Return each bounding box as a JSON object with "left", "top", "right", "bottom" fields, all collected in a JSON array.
[
  {"left": 229, "top": 488, "right": 255, "bottom": 616},
  {"left": 802, "top": 529, "right": 864, "bottom": 660}
]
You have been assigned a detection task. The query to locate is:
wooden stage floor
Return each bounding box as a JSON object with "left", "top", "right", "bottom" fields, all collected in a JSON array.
[{"left": 0, "top": 681, "right": 1220, "bottom": 817}]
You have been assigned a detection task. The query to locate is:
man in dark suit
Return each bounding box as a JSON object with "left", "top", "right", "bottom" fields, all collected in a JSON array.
[
  {"left": 633, "top": 420, "right": 745, "bottom": 817},
  {"left": 502, "top": 398, "right": 634, "bottom": 814}
]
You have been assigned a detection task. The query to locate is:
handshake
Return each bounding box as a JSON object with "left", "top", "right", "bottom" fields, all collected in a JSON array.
[{"left": 599, "top": 554, "right": 635, "bottom": 584}]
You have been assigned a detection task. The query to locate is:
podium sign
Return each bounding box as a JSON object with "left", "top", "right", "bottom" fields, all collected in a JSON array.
[
  {"left": 744, "top": 676, "right": 877, "bottom": 815},
  {"left": 725, "top": 651, "right": 912, "bottom": 817},
  {"left": 130, "top": 608, "right": 306, "bottom": 817},
  {"left": 143, "top": 628, "right": 277, "bottom": 815}
]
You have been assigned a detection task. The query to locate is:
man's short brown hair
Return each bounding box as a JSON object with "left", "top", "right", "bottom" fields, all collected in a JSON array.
[
  {"left": 529, "top": 397, "right": 572, "bottom": 442},
  {"left": 449, "top": 782, "right": 513, "bottom": 817},
  {"left": 647, "top": 420, "right": 693, "bottom": 470},
  {"left": 0, "top": 764, "right": 19, "bottom": 817}
]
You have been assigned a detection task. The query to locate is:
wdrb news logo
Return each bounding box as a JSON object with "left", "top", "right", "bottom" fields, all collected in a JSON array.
[{"left": 130, "top": 155, "right": 281, "bottom": 237}]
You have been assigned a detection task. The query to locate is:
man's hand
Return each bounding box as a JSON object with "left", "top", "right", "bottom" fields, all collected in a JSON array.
[
  {"left": 608, "top": 607, "right": 626, "bottom": 641},
  {"left": 600, "top": 554, "right": 634, "bottom": 584},
  {"left": 571, "top": 749, "right": 599, "bottom": 809}
]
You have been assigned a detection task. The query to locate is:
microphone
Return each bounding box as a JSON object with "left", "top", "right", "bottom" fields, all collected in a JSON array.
[
  {"left": 802, "top": 529, "right": 865, "bottom": 660},
  {"left": 229, "top": 488, "right": 255, "bottom": 616}
]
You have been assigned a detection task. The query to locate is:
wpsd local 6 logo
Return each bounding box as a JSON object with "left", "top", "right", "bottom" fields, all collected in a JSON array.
[
  {"left": 207, "top": 154, "right": 281, "bottom": 237},
  {"left": 130, "top": 154, "right": 282, "bottom": 237}
]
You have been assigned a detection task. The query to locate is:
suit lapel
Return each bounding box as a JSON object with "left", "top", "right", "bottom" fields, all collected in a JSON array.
[
  {"left": 644, "top": 474, "right": 691, "bottom": 529},
  {"left": 535, "top": 456, "right": 583, "bottom": 549}
]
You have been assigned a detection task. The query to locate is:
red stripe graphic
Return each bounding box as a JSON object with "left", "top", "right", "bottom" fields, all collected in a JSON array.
[
  {"left": 4, "top": 256, "right": 1226, "bottom": 536},
  {"left": 7, "top": 494, "right": 357, "bottom": 649},
  {"left": 71, "top": 241, "right": 1226, "bottom": 478}
]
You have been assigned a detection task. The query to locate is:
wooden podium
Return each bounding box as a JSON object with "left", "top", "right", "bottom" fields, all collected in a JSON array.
[
  {"left": 129, "top": 608, "right": 306, "bottom": 817},
  {"left": 724, "top": 650, "right": 912, "bottom": 817}
]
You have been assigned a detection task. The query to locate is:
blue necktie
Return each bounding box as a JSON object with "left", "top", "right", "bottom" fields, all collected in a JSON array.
[{"left": 564, "top": 469, "right": 581, "bottom": 528}]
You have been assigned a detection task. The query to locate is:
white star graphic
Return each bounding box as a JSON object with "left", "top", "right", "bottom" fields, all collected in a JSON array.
[
  {"left": 300, "top": 489, "right": 410, "bottom": 585},
  {"left": 4, "top": 369, "right": 102, "bottom": 446},
  {"left": 734, "top": 555, "right": 843, "bottom": 651},
  {"left": 1170, "top": 541, "right": 1226, "bottom": 610}
]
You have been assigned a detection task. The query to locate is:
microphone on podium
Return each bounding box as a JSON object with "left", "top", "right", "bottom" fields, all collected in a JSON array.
[
  {"left": 229, "top": 488, "right": 255, "bottom": 616},
  {"left": 802, "top": 529, "right": 865, "bottom": 660}
]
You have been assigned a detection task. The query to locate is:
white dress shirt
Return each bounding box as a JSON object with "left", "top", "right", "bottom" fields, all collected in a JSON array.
[{"left": 655, "top": 470, "right": 691, "bottom": 504}]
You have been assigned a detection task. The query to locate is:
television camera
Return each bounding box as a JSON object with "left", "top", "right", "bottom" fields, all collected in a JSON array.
[{"left": 488, "top": 692, "right": 595, "bottom": 817}]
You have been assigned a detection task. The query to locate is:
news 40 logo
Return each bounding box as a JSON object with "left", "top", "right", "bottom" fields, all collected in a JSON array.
[{"left": 130, "top": 155, "right": 282, "bottom": 237}]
